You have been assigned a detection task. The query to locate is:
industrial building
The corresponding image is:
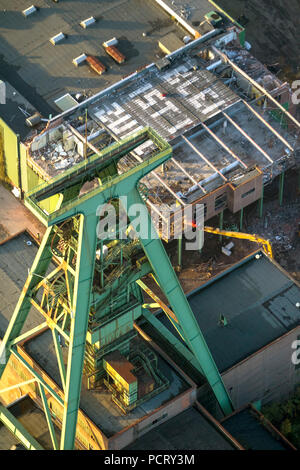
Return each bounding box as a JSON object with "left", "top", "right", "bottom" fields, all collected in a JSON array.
[
  {"left": 143, "top": 251, "right": 300, "bottom": 412},
  {"left": 221, "top": 404, "right": 296, "bottom": 450},
  {"left": 1, "top": 10, "right": 298, "bottom": 223},
  {"left": 125, "top": 402, "right": 296, "bottom": 450},
  {"left": 0, "top": 0, "right": 299, "bottom": 453},
  {"left": 1, "top": 233, "right": 299, "bottom": 450}
]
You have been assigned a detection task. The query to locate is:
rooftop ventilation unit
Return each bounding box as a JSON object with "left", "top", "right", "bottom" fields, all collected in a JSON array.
[
  {"left": 80, "top": 17, "right": 96, "bottom": 29},
  {"left": 72, "top": 53, "right": 87, "bottom": 67},
  {"left": 103, "top": 37, "right": 118, "bottom": 48},
  {"left": 50, "top": 32, "right": 65, "bottom": 45},
  {"left": 26, "top": 112, "right": 41, "bottom": 128},
  {"left": 155, "top": 57, "right": 171, "bottom": 71},
  {"left": 205, "top": 11, "right": 223, "bottom": 26},
  {"left": 22, "top": 5, "right": 37, "bottom": 17}
]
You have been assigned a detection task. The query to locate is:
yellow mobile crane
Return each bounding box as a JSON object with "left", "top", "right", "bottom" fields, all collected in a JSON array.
[{"left": 203, "top": 226, "right": 273, "bottom": 259}]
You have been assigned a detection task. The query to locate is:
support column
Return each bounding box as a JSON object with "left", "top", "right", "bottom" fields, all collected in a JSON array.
[
  {"left": 240, "top": 208, "right": 244, "bottom": 231},
  {"left": 198, "top": 228, "right": 202, "bottom": 254},
  {"left": 258, "top": 184, "right": 264, "bottom": 218},
  {"left": 60, "top": 213, "right": 98, "bottom": 450},
  {"left": 100, "top": 240, "right": 104, "bottom": 288},
  {"left": 177, "top": 236, "right": 182, "bottom": 272},
  {"left": 0, "top": 226, "right": 55, "bottom": 377},
  {"left": 219, "top": 210, "right": 224, "bottom": 242},
  {"left": 0, "top": 405, "right": 43, "bottom": 450},
  {"left": 279, "top": 171, "right": 285, "bottom": 206},
  {"left": 127, "top": 188, "right": 233, "bottom": 416}
]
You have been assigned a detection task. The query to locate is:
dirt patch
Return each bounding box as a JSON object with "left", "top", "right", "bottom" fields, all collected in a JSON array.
[{"left": 216, "top": 0, "right": 300, "bottom": 82}]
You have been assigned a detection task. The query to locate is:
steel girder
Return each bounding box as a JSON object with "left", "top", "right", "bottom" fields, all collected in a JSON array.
[{"left": 0, "top": 127, "right": 233, "bottom": 450}]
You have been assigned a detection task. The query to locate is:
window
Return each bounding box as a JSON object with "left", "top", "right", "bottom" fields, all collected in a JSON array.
[
  {"left": 215, "top": 194, "right": 226, "bottom": 211},
  {"left": 152, "top": 413, "right": 168, "bottom": 426},
  {"left": 241, "top": 188, "right": 255, "bottom": 199}
]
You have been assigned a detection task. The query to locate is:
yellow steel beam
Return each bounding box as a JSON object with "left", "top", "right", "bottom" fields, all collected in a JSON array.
[
  {"left": 0, "top": 378, "right": 36, "bottom": 395},
  {"left": 204, "top": 226, "right": 273, "bottom": 258},
  {"left": 137, "top": 279, "right": 179, "bottom": 324}
]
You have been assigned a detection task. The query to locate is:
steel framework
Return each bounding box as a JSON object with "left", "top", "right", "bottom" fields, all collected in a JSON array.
[{"left": 0, "top": 127, "right": 233, "bottom": 450}]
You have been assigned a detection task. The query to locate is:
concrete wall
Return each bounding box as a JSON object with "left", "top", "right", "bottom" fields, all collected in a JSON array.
[
  {"left": 222, "top": 326, "right": 300, "bottom": 409},
  {"left": 227, "top": 170, "right": 263, "bottom": 213},
  {"left": 189, "top": 171, "right": 262, "bottom": 224},
  {"left": 200, "top": 184, "right": 228, "bottom": 220},
  {"left": 109, "top": 387, "right": 196, "bottom": 449}
]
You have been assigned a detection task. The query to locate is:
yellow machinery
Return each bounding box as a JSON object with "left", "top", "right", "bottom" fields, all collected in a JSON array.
[{"left": 203, "top": 226, "right": 273, "bottom": 259}]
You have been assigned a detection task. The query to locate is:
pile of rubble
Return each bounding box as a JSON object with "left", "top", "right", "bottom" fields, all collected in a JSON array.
[
  {"left": 247, "top": 200, "right": 300, "bottom": 257},
  {"left": 224, "top": 46, "right": 282, "bottom": 87},
  {"left": 31, "top": 139, "right": 83, "bottom": 176}
]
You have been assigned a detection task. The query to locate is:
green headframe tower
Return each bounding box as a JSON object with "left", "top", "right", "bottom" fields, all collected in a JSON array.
[{"left": 0, "top": 127, "right": 233, "bottom": 450}]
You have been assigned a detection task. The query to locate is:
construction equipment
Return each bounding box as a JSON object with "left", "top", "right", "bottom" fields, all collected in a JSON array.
[
  {"left": 0, "top": 127, "right": 233, "bottom": 450},
  {"left": 203, "top": 226, "right": 273, "bottom": 258}
]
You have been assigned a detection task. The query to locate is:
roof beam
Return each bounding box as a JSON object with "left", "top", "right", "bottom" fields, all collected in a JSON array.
[
  {"left": 243, "top": 100, "right": 294, "bottom": 152},
  {"left": 131, "top": 151, "right": 186, "bottom": 206},
  {"left": 182, "top": 135, "right": 228, "bottom": 182},
  {"left": 171, "top": 157, "right": 207, "bottom": 194},
  {"left": 92, "top": 117, "right": 184, "bottom": 207},
  {"left": 200, "top": 121, "right": 248, "bottom": 169},
  {"left": 222, "top": 111, "right": 274, "bottom": 164},
  {"left": 213, "top": 46, "right": 300, "bottom": 130}
]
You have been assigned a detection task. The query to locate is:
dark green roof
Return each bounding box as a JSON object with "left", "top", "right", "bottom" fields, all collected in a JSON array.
[
  {"left": 0, "top": 232, "right": 41, "bottom": 339},
  {"left": 125, "top": 406, "right": 235, "bottom": 450},
  {"left": 222, "top": 406, "right": 293, "bottom": 450},
  {"left": 156, "top": 253, "right": 300, "bottom": 372}
]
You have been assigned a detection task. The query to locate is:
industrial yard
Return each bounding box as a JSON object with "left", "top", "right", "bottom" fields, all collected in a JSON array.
[{"left": 0, "top": 0, "right": 299, "bottom": 454}]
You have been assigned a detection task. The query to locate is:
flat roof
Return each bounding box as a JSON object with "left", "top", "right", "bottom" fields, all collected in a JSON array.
[
  {"left": 222, "top": 405, "right": 294, "bottom": 450},
  {"left": 156, "top": 0, "right": 223, "bottom": 29},
  {"left": 0, "top": 232, "right": 41, "bottom": 339},
  {"left": 154, "top": 252, "right": 300, "bottom": 372},
  {"left": 0, "top": 396, "right": 59, "bottom": 450},
  {"left": 0, "top": 82, "right": 37, "bottom": 140},
  {"left": 27, "top": 39, "right": 297, "bottom": 208},
  {"left": 125, "top": 406, "right": 235, "bottom": 450},
  {"left": 0, "top": 0, "right": 190, "bottom": 113},
  {"left": 25, "top": 329, "right": 191, "bottom": 437}
]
